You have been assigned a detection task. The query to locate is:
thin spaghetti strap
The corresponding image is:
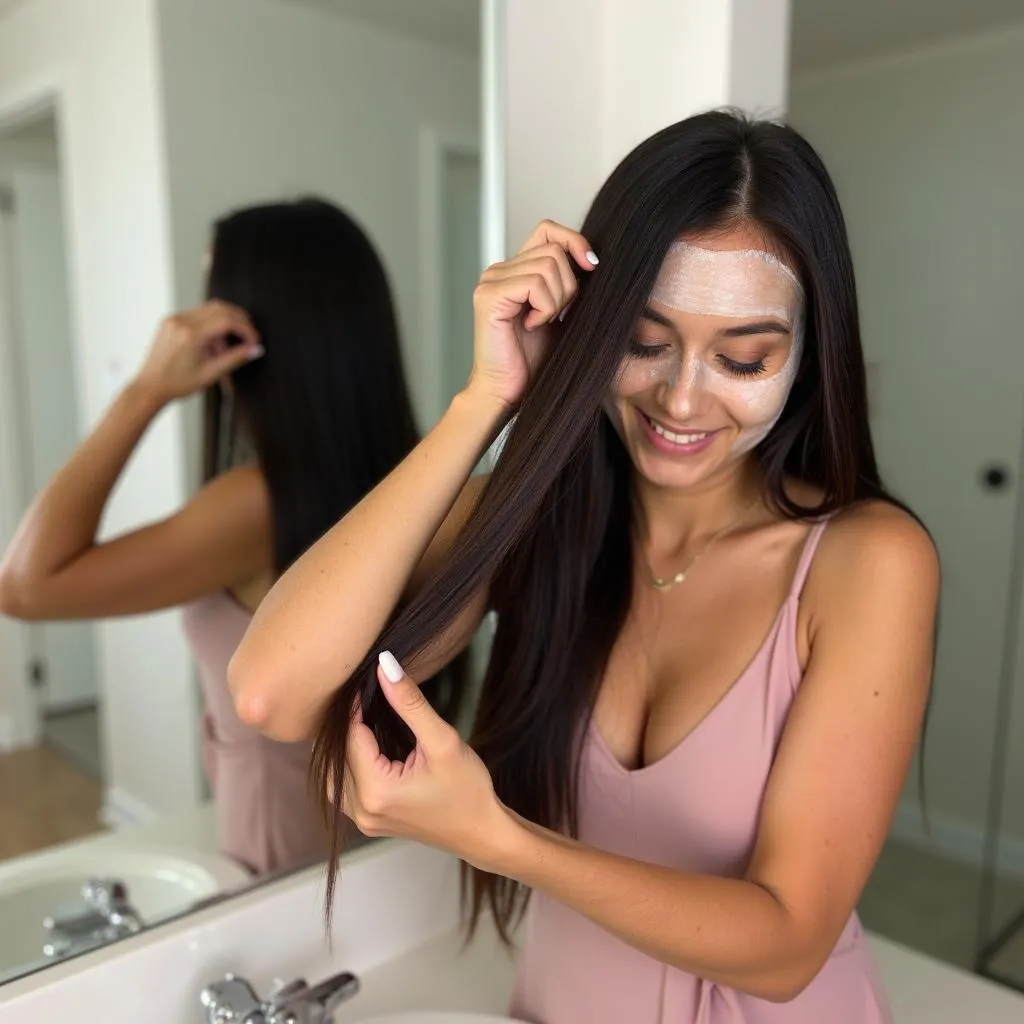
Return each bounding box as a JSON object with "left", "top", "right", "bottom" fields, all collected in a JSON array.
[{"left": 790, "top": 518, "right": 831, "bottom": 599}]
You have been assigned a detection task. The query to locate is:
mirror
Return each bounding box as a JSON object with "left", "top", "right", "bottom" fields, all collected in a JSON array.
[{"left": 0, "top": 0, "right": 482, "bottom": 985}]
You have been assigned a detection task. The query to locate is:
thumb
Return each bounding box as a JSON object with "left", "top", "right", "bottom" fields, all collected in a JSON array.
[{"left": 377, "top": 651, "right": 452, "bottom": 751}]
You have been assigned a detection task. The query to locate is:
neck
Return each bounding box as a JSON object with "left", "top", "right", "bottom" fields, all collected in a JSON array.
[{"left": 634, "top": 457, "right": 764, "bottom": 556}]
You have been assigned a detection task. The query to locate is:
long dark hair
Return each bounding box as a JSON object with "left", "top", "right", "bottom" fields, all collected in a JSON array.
[
  {"left": 313, "top": 111, "right": 900, "bottom": 934},
  {"left": 203, "top": 197, "right": 420, "bottom": 574},
  {"left": 203, "top": 197, "right": 468, "bottom": 728}
]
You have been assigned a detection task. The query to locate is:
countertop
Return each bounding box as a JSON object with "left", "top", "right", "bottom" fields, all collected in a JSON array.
[{"left": 335, "top": 913, "right": 1024, "bottom": 1023}]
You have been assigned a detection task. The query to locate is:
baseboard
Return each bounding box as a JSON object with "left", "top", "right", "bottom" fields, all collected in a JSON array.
[
  {"left": 100, "top": 786, "right": 158, "bottom": 829},
  {"left": 0, "top": 713, "right": 13, "bottom": 753},
  {"left": 43, "top": 698, "right": 99, "bottom": 719},
  {"left": 891, "top": 800, "right": 1024, "bottom": 879}
]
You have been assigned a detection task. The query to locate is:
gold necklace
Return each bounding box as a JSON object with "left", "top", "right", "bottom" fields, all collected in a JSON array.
[{"left": 641, "top": 497, "right": 758, "bottom": 591}]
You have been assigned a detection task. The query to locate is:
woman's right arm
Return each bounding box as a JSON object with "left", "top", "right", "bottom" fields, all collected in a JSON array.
[
  {"left": 230, "top": 220, "right": 600, "bottom": 742},
  {"left": 228, "top": 388, "right": 507, "bottom": 740}
]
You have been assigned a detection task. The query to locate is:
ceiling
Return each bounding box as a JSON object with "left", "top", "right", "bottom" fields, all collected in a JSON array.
[
  {"left": 790, "top": 0, "right": 1024, "bottom": 73},
  {"left": 288, "top": 0, "right": 1024, "bottom": 71},
  {"left": 286, "top": 0, "right": 479, "bottom": 54},
  {"left": 2, "top": 1, "right": 1021, "bottom": 74}
]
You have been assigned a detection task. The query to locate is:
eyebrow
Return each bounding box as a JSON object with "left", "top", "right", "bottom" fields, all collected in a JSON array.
[
  {"left": 640, "top": 307, "right": 790, "bottom": 338},
  {"left": 717, "top": 321, "right": 791, "bottom": 338}
]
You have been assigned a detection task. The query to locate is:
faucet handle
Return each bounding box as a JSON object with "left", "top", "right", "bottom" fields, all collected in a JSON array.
[
  {"left": 200, "top": 969, "right": 359, "bottom": 1024},
  {"left": 81, "top": 878, "right": 129, "bottom": 912},
  {"left": 264, "top": 970, "right": 360, "bottom": 1024},
  {"left": 42, "top": 907, "right": 107, "bottom": 937},
  {"left": 200, "top": 974, "right": 265, "bottom": 1023},
  {"left": 266, "top": 970, "right": 358, "bottom": 1019}
]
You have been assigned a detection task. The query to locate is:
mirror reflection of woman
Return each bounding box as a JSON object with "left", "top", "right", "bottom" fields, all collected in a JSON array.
[
  {"left": 232, "top": 114, "right": 939, "bottom": 1021},
  {"left": 0, "top": 197, "right": 436, "bottom": 876}
]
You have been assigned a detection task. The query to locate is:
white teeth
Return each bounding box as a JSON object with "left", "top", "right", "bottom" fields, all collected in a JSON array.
[{"left": 649, "top": 417, "right": 707, "bottom": 445}]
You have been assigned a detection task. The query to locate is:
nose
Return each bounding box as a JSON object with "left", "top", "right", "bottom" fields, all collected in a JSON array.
[{"left": 659, "top": 353, "right": 705, "bottom": 421}]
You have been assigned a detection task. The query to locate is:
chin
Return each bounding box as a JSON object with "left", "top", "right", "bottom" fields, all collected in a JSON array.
[{"left": 626, "top": 436, "right": 727, "bottom": 492}]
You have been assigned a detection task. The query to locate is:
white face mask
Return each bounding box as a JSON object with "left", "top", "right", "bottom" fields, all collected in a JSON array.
[{"left": 617, "top": 241, "right": 804, "bottom": 455}]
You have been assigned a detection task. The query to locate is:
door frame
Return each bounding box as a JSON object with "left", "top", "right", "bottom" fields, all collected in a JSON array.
[
  {"left": 417, "top": 125, "right": 482, "bottom": 429},
  {"left": 0, "top": 83, "right": 97, "bottom": 752},
  {"left": 0, "top": 203, "right": 36, "bottom": 749}
]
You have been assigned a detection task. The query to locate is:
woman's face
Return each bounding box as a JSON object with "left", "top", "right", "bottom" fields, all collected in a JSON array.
[{"left": 607, "top": 223, "right": 804, "bottom": 492}]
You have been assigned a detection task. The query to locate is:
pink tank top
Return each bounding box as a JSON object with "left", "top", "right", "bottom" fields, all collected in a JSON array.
[
  {"left": 181, "top": 592, "right": 328, "bottom": 876},
  {"left": 509, "top": 520, "right": 892, "bottom": 1023}
]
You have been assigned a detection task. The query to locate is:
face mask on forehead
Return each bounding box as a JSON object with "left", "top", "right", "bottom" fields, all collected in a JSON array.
[{"left": 627, "top": 240, "right": 805, "bottom": 456}]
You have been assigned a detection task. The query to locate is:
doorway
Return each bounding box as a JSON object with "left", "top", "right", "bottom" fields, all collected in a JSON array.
[{"left": 0, "top": 108, "right": 103, "bottom": 786}]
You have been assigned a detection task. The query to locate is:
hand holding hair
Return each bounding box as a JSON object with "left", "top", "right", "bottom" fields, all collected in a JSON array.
[
  {"left": 467, "top": 219, "right": 599, "bottom": 412},
  {"left": 342, "top": 652, "right": 513, "bottom": 869}
]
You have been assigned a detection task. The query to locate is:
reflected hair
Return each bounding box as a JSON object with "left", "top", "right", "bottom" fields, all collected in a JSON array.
[
  {"left": 312, "top": 111, "right": 912, "bottom": 938},
  {"left": 202, "top": 197, "right": 419, "bottom": 575},
  {"left": 203, "top": 197, "right": 468, "bottom": 739}
]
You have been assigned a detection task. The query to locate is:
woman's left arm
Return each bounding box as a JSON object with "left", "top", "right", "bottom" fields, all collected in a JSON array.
[{"left": 344, "top": 504, "right": 939, "bottom": 1003}]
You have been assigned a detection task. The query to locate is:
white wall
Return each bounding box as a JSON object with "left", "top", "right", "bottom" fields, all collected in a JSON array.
[
  {"left": 0, "top": 123, "right": 61, "bottom": 743},
  {"left": 500, "top": 0, "right": 790, "bottom": 250},
  {"left": 0, "top": 132, "right": 51, "bottom": 742},
  {"left": 0, "top": 0, "right": 201, "bottom": 813},
  {"left": 790, "top": 24, "right": 1024, "bottom": 869},
  {"left": 156, "top": 0, "right": 480, "bottom": 443}
]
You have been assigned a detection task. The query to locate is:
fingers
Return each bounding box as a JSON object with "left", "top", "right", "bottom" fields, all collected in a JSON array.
[
  {"left": 376, "top": 651, "right": 458, "bottom": 755},
  {"left": 341, "top": 714, "right": 387, "bottom": 832},
  {"left": 195, "top": 300, "right": 261, "bottom": 351},
  {"left": 483, "top": 221, "right": 599, "bottom": 329},
  {"left": 479, "top": 250, "right": 572, "bottom": 330},
  {"left": 517, "top": 219, "right": 599, "bottom": 274},
  {"left": 182, "top": 301, "right": 262, "bottom": 383},
  {"left": 202, "top": 340, "right": 265, "bottom": 382}
]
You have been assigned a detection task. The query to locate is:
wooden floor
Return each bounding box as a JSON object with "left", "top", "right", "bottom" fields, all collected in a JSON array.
[{"left": 0, "top": 745, "right": 105, "bottom": 860}]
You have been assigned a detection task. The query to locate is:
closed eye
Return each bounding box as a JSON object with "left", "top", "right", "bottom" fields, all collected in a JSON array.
[
  {"left": 629, "top": 340, "right": 669, "bottom": 359},
  {"left": 718, "top": 355, "right": 767, "bottom": 377}
]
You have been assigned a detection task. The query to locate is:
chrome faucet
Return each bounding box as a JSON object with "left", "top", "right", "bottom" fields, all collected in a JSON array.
[
  {"left": 42, "top": 878, "right": 143, "bottom": 959},
  {"left": 200, "top": 970, "right": 360, "bottom": 1024}
]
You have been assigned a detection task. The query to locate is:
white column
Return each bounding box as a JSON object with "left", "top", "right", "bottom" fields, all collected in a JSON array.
[{"left": 487, "top": 0, "right": 792, "bottom": 252}]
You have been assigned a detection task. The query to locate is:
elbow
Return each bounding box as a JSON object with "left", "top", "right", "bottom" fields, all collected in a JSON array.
[
  {"left": 755, "top": 973, "right": 814, "bottom": 1005},
  {"left": 744, "top": 951, "right": 827, "bottom": 1004},
  {"left": 0, "top": 566, "right": 40, "bottom": 621},
  {"left": 227, "top": 647, "right": 311, "bottom": 743}
]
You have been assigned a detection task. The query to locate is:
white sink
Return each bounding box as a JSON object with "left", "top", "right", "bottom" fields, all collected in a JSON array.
[
  {"left": 0, "top": 845, "right": 250, "bottom": 983},
  {"left": 357, "top": 1017, "right": 523, "bottom": 1023}
]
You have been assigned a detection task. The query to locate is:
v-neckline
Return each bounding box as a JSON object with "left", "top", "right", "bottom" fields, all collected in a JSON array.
[{"left": 587, "top": 597, "right": 791, "bottom": 778}]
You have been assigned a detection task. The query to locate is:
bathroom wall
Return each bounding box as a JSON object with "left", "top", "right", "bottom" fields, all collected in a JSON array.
[
  {"left": 156, "top": 0, "right": 481, "bottom": 446},
  {"left": 791, "top": 21, "right": 1024, "bottom": 870}
]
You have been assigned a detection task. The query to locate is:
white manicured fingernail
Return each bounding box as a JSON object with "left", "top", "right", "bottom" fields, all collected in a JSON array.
[
  {"left": 248, "top": 344, "right": 265, "bottom": 360},
  {"left": 558, "top": 307, "right": 568, "bottom": 322},
  {"left": 585, "top": 250, "right": 599, "bottom": 265},
  {"left": 378, "top": 650, "right": 403, "bottom": 683}
]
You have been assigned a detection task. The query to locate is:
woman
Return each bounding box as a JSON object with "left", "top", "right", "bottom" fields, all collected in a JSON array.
[
  {"left": 0, "top": 197, "right": 464, "bottom": 876},
  {"left": 230, "top": 114, "right": 938, "bottom": 1020}
]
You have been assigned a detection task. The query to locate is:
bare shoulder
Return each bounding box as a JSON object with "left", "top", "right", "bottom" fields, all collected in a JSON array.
[
  {"left": 807, "top": 499, "right": 940, "bottom": 630},
  {"left": 821, "top": 499, "right": 938, "bottom": 579},
  {"left": 178, "top": 465, "right": 272, "bottom": 567},
  {"left": 189, "top": 464, "right": 270, "bottom": 524}
]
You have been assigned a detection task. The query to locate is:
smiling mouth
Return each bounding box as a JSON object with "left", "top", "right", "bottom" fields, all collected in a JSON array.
[{"left": 642, "top": 412, "right": 714, "bottom": 445}]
